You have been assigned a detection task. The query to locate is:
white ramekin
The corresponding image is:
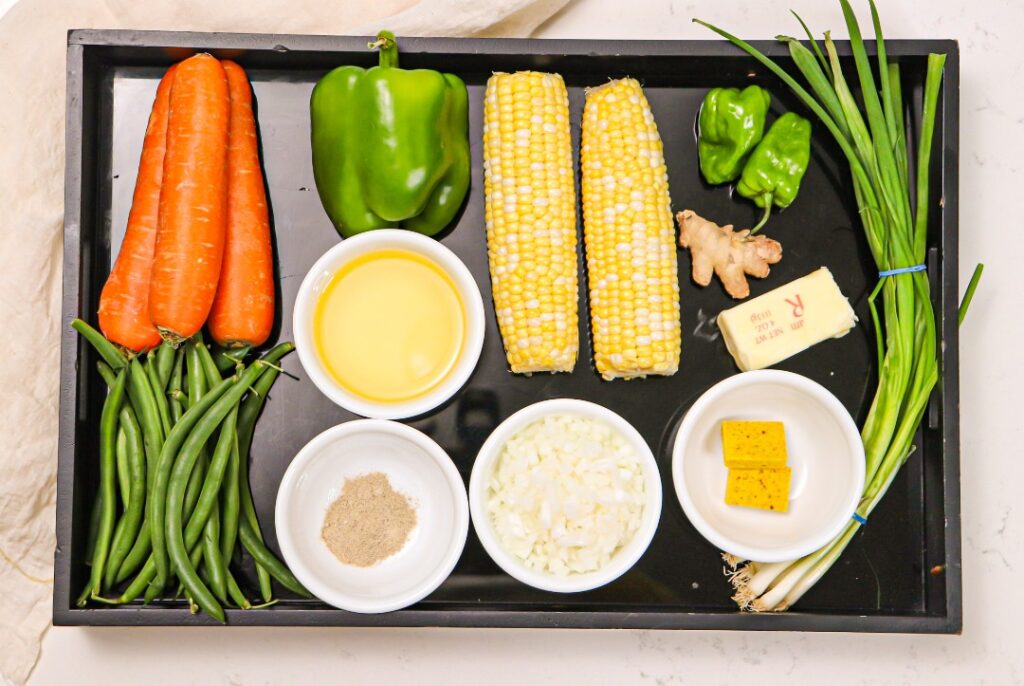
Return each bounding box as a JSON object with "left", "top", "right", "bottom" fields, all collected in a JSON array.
[
  {"left": 275, "top": 419, "right": 469, "bottom": 613},
  {"left": 292, "top": 230, "right": 485, "bottom": 420},
  {"left": 469, "top": 398, "right": 663, "bottom": 593},
  {"left": 672, "top": 369, "right": 865, "bottom": 563}
]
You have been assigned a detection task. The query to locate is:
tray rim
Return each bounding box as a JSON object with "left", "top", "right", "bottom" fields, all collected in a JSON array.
[{"left": 55, "top": 29, "right": 961, "bottom": 633}]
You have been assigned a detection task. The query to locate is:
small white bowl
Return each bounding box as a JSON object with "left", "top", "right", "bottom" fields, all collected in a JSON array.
[
  {"left": 275, "top": 420, "right": 469, "bottom": 613},
  {"left": 469, "top": 399, "right": 662, "bottom": 593},
  {"left": 672, "top": 370, "right": 865, "bottom": 563},
  {"left": 293, "top": 230, "right": 485, "bottom": 420}
]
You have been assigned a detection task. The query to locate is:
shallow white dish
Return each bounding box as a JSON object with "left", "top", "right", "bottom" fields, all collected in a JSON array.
[
  {"left": 469, "top": 398, "right": 662, "bottom": 593},
  {"left": 275, "top": 420, "right": 469, "bottom": 614},
  {"left": 672, "top": 369, "right": 865, "bottom": 563},
  {"left": 292, "top": 229, "right": 485, "bottom": 420}
]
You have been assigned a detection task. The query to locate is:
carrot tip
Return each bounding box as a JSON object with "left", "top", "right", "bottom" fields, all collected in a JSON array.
[{"left": 156, "top": 327, "right": 189, "bottom": 348}]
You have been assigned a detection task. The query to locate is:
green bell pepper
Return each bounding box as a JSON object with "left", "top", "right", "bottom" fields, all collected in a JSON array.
[
  {"left": 310, "top": 30, "right": 470, "bottom": 237},
  {"left": 736, "top": 112, "right": 812, "bottom": 234},
  {"left": 697, "top": 85, "right": 771, "bottom": 185}
]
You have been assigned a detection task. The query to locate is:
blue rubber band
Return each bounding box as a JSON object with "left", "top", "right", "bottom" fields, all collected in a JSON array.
[
  {"left": 879, "top": 264, "right": 926, "bottom": 277},
  {"left": 852, "top": 512, "right": 867, "bottom": 525}
]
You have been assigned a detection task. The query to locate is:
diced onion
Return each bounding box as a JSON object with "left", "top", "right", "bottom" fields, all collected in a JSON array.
[{"left": 486, "top": 414, "right": 645, "bottom": 576}]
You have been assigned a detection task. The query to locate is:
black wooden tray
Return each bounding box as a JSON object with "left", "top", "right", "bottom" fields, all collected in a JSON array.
[{"left": 55, "top": 29, "right": 961, "bottom": 632}]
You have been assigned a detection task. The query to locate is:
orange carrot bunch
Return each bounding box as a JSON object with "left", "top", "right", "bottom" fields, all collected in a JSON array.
[{"left": 98, "top": 54, "right": 275, "bottom": 351}]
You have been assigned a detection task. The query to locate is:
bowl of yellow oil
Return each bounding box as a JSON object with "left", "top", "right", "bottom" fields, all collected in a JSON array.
[{"left": 294, "top": 230, "right": 485, "bottom": 419}]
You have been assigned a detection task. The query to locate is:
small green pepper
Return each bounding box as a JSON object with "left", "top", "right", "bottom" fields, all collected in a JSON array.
[
  {"left": 698, "top": 85, "right": 771, "bottom": 185},
  {"left": 310, "top": 30, "right": 470, "bottom": 237},
  {"left": 736, "top": 112, "right": 812, "bottom": 234}
]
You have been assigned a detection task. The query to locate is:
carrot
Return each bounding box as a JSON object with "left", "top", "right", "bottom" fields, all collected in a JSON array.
[
  {"left": 97, "top": 65, "right": 176, "bottom": 351},
  {"left": 149, "top": 53, "right": 231, "bottom": 344},
  {"left": 207, "top": 61, "right": 275, "bottom": 348}
]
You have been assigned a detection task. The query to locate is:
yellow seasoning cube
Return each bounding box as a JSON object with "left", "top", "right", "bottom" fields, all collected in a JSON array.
[
  {"left": 725, "top": 467, "right": 792, "bottom": 512},
  {"left": 721, "top": 420, "right": 788, "bottom": 469}
]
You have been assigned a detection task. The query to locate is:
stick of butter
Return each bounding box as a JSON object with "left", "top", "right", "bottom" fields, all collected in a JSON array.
[{"left": 717, "top": 267, "right": 857, "bottom": 371}]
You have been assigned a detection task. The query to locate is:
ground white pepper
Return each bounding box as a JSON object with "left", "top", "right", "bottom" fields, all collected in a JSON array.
[{"left": 321, "top": 472, "right": 417, "bottom": 567}]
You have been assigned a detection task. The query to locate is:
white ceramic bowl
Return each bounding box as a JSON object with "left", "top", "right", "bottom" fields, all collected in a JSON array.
[
  {"left": 469, "top": 399, "right": 662, "bottom": 593},
  {"left": 293, "top": 230, "right": 485, "bottom": 419},
  {"left": 275, "top": 420, "right": 469, "bottom": 613},
  {"left": 672, "top": 370, "right": 864, "bottom": 563}
]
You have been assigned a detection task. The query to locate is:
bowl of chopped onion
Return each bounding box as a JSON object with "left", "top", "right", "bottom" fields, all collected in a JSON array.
[{"left": 469, "top": 398, "right": 662, "bottom": 593}]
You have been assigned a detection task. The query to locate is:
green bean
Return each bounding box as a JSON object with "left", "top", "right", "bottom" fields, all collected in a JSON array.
[
  {"left": 236, "top": 342, "right": 294, "bottom": 600},
  {"left": 114, "top": 347, "right": 286, "bottom": 596},
  {"left": 202, "top": 500, "right": 227, "bottom": 603},
  {"left": 108, "top": 516, "right": 128, "bottom": 575},
  {"left": 238, "top": 517, "right": 310, "bottom": 598},
  {"left": 191, "top": 337, "right": 234, "bottom": 594},
  {"left": 117, "top": 398, "right": 239, "bottom": 603},
  {"left": 146, "top": 355, "right": 172, "bottom": 438},
  {"left": 118, "top": 563, "right": 153, "bottom": 603},
  {"left": 155, "top": 342, "right": 176, "bottom": 391},
  {"left": 149, "top": 374, "right": 233, "bottom": 594},
  {"left": 143, "top": 573, "right": 161, "bottom": 605},
  {"left": 235, "top": 462, "right": 272, "bottom": 602},
  {"left": 169, "top": 341, "right": 210, "bottom": 594},
  {"left": 114, "top": 515, "right": 150, "bottom": 583},
  {"left": 168, "top": 349, "right": 185, "bottom": 423},
  {"left": 98, "top": 359, "right": 160, "bottom": 584},
  {"left": 105, "top": 358, "right": 160, "bottom": 485},
  {"left": 181, "top": 405, "right": 236, "bottom": 554},
  {"left": 126, "top": 538, "right": 201, "bottom": 606},
  {"left": 189, "top": 540, "right": 203, "bottom": 577},
  {"left": 114, "top": 350, "right": 293, "bottom": 615},
  {"left": 159, "top": 519, "right": 210, "bottom": 607},
  {"left": 225, "top": 569, "right": 251, "bottom": 609},
  {"left": 128, "top": 357, "right": 164, "bottom": 487},
  {"left": 104, "top": 404, "right": 146, "bottom": 588},
  {"left": 96, "top": 360, "right": 117, "bottom": 389},
  {"left": 186, "top": 340, "right": 208, "bottom": 407},
  {"left": 194, "top": 335, "right": 225, "bottom": 389},
  {"left": 77, "top": 368, "right": 126, "bottom": 606},
  {"left": 83, "top": 485, "right": 103, "bottom": 564},
  {"left": 184, "top": 452, "right": 206, "bottom": 525},
  {"left": 97, "top": 360, "right": 142, "bottom": 507},
  {"left": 146, "top": 544, "right": 199, "bottom": 604},
  {"left": 219, "top": 432, "right": 240, "bottom": 572},
  {"left": 72, "top": 318, "right": 127, "bottom": 370},
  {"left": 253, "top": 546, "right": 272, "bottom": 603},
  {"left": 169, "top": 394, "right": 185, "bottom": 424},
  {"left": 213, "top": 345, "right": 250, "bottom": 374},
  {"left": 115, "top": 427, "right": 131, "bottom": 508},
  {"left": 182, "top": 407, "right": 237, "bottom": 569},
  {"left": 237, "top": 343, "right": 295, "bottom": 438},
  {"left": 107, "top": 527, "right": 133, "bottom": 590},
  {"left": 127, "top": 354, "right": 170, "bottom": 586},
  {"left": 185, "top": 540, "right": 206, "bottom": 602},
  {"left": 112, "top": 427, "right": 128, "bottom": 505},
  {"left": 166, "top": 371, "right": 263, "bottom": 623},
  {"left": 198, "top": 560, "right": 210, "bottom": 590}
]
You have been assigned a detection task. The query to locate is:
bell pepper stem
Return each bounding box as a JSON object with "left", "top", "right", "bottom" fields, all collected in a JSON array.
[
  {"left": 748, "top": 193, "right": 773, "bottom": 235},
  {"left": 369, "top": 30, "right": 399, "bottom": 68}
]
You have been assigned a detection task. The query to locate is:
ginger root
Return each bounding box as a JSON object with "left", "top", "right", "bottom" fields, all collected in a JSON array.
[{"left": 677, "top": 209, "right": 783, "bottom": 299}]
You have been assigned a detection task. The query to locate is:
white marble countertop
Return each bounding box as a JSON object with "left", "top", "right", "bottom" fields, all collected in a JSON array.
[{"left": 22, "top": 0, "right": 1021, "bottom": 683}]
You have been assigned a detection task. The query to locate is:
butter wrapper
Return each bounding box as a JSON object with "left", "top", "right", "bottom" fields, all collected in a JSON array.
[{"left": 717, "top": 267, "right": 857, "bottom": 371}]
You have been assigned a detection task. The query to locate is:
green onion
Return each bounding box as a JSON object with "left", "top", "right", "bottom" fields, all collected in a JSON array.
[{"left": 697, "top": 0, "right": 980, "bottom": 611}]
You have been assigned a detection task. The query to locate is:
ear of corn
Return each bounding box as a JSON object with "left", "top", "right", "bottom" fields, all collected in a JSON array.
[
  {"left": 483, "top": 71, "right": 579, "bottom": 374},
  {"left": 580, "top": 78, "right": 681, "bottom": 380}
]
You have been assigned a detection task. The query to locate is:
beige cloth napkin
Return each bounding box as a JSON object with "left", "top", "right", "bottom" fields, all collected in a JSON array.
[{"left": 0, "top": 0, "right": 569, "bottom": 683}]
